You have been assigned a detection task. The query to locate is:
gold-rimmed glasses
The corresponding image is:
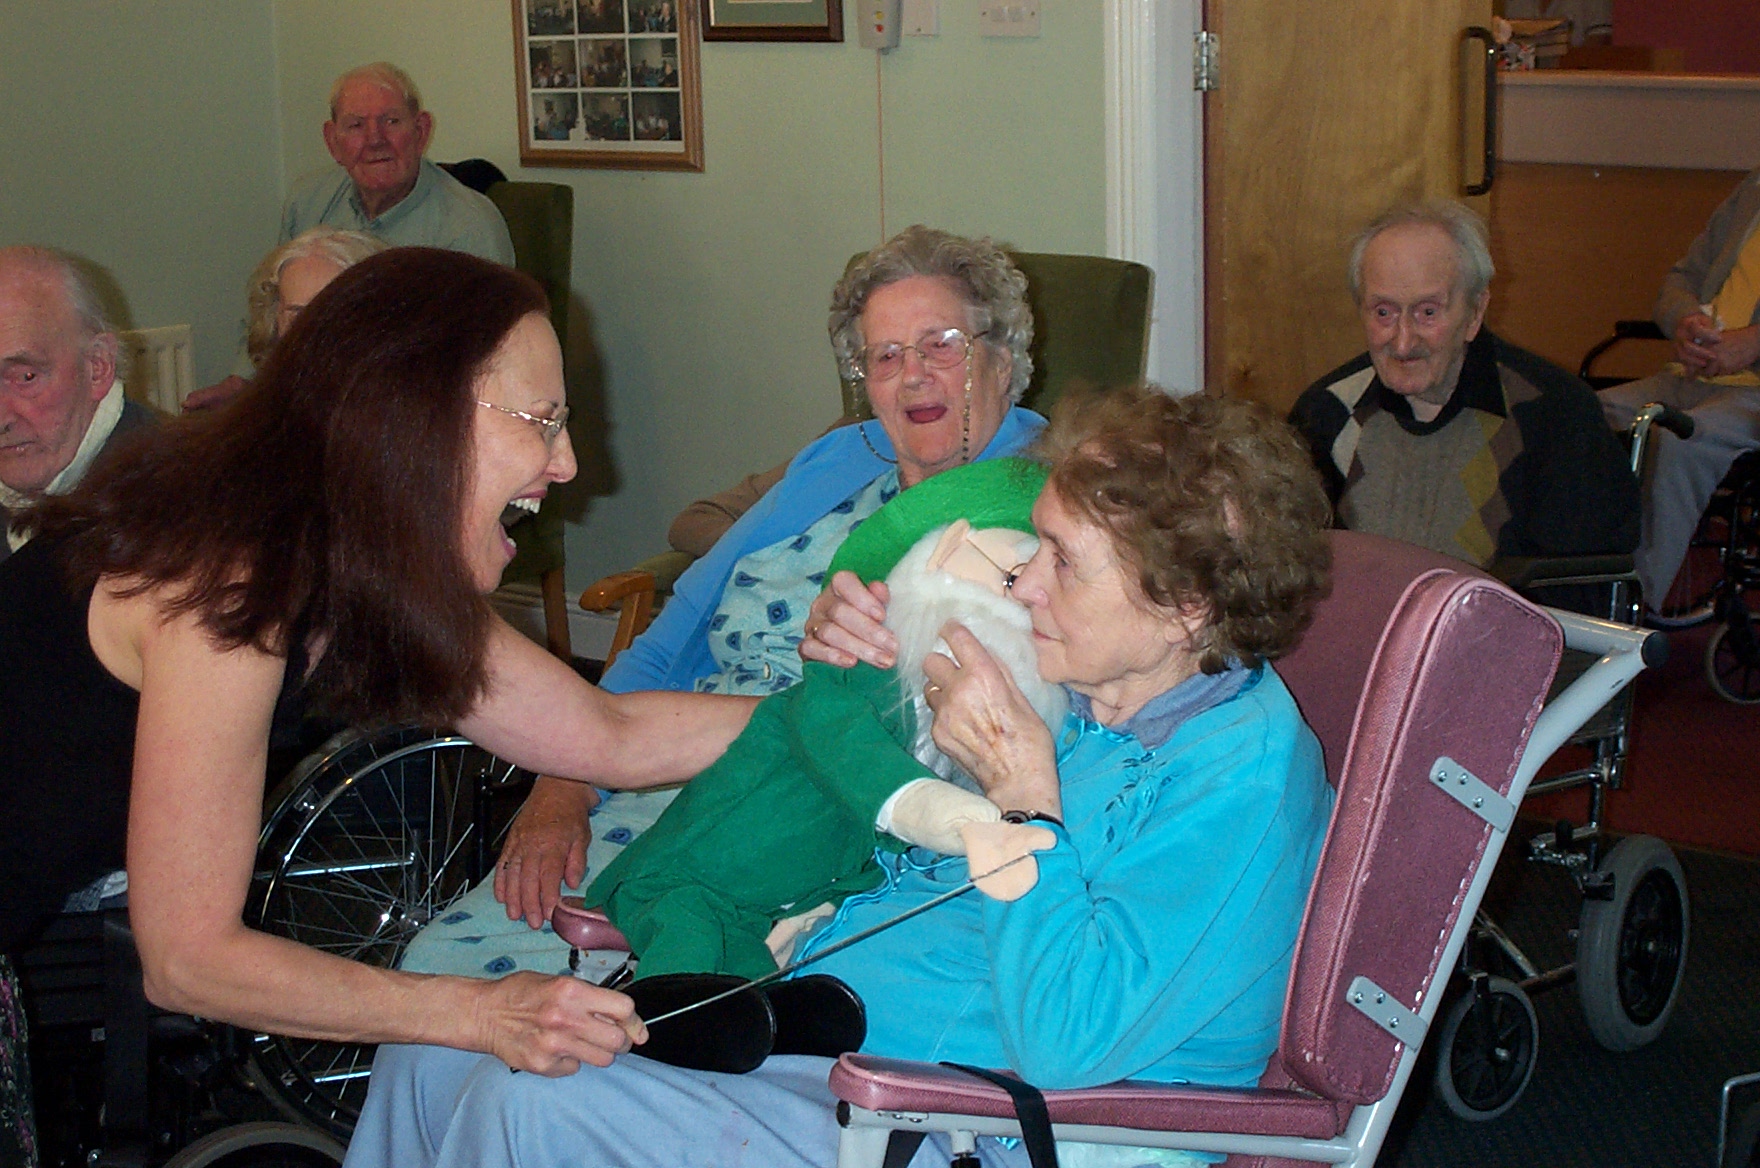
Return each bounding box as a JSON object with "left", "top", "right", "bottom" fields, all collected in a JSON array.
[
  {"left": 477, "top": 400, "right": 571, "bottom": 445},
  {"left": 856, "top": 327, "right": 988, "bottom": 383}
]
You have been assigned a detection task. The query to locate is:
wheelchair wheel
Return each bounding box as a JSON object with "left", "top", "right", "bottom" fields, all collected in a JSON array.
[
  {"left": 1576, "top": 835, "right": 1689, "bottom": 1052},
  {"left": 161, "top": 1120, "right": 344, "bottom": 1167},
  {"left": 245, "top": 726, "right": 531, "bottom": 1139},
  {"left": 1706, "top": 617, "right": 1760, "bottom": 704},
  {"left": 1432, "top": 975, "right": 1538, "bottom": 1122}
]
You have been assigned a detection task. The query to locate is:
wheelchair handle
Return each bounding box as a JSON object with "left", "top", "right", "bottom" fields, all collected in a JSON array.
[{"left": 1627, "top": 403, "right": 1695, "bottom": 474}]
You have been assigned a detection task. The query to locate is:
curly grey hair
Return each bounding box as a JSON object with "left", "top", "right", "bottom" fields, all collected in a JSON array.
[
  {"left": 1347, "top": 200, "right": 1495, "bottom": 307},
  {"left": 245, "top": 228, "right": 388, "bottom": 366},
  {"left": 828, "top": 225, "right": 1034, "bottom": 403}
]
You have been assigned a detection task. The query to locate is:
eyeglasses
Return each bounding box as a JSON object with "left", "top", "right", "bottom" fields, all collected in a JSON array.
[
  {"left": 477, "top": 400, "right": 571, "bottom": 445},
  {"left": 856, "top": 327, "right": 987, "bottom": 383}
]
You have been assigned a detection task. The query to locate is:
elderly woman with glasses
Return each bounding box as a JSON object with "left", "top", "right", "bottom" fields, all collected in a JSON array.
[
  {"left": 401, "top": 224, "right": 1049, "bottom": 977},
  {"left": 182, "top": 227, "right": 387, "bottom": 411}
]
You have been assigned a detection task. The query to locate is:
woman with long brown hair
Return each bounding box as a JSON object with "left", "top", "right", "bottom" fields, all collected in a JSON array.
[{"left": 0, "top": 248, "right": 752, "bottom": 1087}]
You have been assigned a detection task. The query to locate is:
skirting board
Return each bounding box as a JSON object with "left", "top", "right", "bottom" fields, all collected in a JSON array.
[{"left": 490, "top": 583, "right": 620, "bottom": 662}]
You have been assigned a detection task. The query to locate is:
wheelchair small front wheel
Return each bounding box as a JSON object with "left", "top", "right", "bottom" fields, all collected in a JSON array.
[
  {"left": 160, "top": 1121, "right": 344, "bottom": 1168},
  {"left": 1432, "top": 975, "right": 1538, "bottom": 1122},
  {"left": 1576, "top": 834, "right": 1689, "bottom": 1051},
  {"left": 1706, "top": 619, "right": 1760, "bottom": 704}
]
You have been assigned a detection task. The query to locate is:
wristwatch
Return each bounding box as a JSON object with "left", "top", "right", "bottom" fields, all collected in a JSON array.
[{"left": 1001, "top": 809, "right": 1064, "bottom": 828}]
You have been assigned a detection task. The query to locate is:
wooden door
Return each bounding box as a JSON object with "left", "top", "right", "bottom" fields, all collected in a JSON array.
[{"left": 1204, "top": 1, "right": 1494, "bottom": 413}]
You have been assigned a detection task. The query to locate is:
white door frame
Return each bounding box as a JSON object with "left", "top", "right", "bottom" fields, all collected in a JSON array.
[{"left": 1104, "top": 0, "right": 1203, "bottom": 394}]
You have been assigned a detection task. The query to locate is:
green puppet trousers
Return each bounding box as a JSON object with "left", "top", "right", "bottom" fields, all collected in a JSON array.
[{"left": 583, "top": 659, "right": 937, "bottom": 981}]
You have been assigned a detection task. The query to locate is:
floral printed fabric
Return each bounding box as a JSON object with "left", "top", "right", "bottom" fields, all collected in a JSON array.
[{"left": 694, "top": 470, "right": 898, "bottom": 695}]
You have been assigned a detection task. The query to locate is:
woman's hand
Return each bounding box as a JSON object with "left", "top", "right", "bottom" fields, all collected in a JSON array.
[
  {"left": 495, "top": 777, "right": 598, "bottom": 928},
  {"left": 800, "top": 570, "right": 896, "bottom": 669},
  {"left": 922, "top": 623, "right": 1061, "bottom": 820},
  {"left": 475, "top": 972, "right": 646, "bottom": 1075}
]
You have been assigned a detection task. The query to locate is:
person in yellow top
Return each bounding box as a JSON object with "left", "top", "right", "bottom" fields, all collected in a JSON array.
[{"left": 1601, "top": 166, "right": 1760, "bottom": 607}]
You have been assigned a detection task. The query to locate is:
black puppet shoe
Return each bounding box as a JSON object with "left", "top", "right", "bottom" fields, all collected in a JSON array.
[
  {"left": 763, "top": 974, "right": 867, "bottom": 1058},
  {"left": 627, "top": 973, "right": 776, "bottom": 1074}
]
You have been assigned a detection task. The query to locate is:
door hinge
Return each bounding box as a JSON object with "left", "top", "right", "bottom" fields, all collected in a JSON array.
[{"left": 1194, "top": 30, "right": 1219, "bottom": 91}]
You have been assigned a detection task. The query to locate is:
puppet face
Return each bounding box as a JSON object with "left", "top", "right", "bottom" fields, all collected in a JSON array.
[{"left": 924, "top": 518, "right": 1036, "bottom": 598}]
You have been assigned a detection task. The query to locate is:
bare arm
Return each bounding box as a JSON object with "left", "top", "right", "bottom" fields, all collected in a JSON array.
[
  {"left": 458, "top": 616, "right": 757, "bottom": 788},
  {"left": 117, "top": 593, "right": 643, "bottom": 1073}
]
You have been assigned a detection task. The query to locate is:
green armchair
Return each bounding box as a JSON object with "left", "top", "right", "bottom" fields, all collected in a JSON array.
[{"left": 487, "top": 178, "right": 576, "bottom": 659}]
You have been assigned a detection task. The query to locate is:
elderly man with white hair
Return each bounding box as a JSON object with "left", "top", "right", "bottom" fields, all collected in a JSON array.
[
  {"left": 281, "top": 61, "right": 515, "bottom": 265},
  {"left": 1288, "top": 199, "right": 1637, "bottom": 581},
  {"left": 0, "top": 246, "right": 152, "bottom": 564}
]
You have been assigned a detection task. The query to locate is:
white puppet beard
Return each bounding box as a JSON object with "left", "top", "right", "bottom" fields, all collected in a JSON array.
[{"left": 884, "top": 528, "right": 1069, "bottom": 793}]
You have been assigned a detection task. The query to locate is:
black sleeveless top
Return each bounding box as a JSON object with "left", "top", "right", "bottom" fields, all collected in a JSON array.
[{"left": 0, "top": 537, "right": 309, "bottom": 952}]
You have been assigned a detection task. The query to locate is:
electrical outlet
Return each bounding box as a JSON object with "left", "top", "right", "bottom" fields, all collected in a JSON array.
[
  {"left": 902, "top": 0, "right": 938, "bottom": 36},
  {"left": 978, "top": 1, "right": 1039, "bottom": 38}
]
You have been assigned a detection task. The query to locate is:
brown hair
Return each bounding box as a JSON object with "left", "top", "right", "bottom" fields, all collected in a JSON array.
[
  {"left": 28, "top": 247, "right": 549, "bottom": 725},
  {"left": 1037, "top": 385, "right": 1333, "bottom": 674}
]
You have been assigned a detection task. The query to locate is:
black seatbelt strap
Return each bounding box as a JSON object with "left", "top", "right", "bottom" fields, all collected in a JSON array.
[
  {"left": 942, "top": 1063, "right": 1061, "bottom": 1168},
  {"left": 881, "top": 1130, "right": 928, "bottom": 1168}
]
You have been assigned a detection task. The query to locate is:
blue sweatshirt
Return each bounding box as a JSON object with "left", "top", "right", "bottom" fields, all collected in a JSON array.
[{"left": 804, "top": 664, "right": 1332, "bottom": 1090}]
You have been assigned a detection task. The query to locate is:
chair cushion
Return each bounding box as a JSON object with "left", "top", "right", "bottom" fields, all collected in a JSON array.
[{"left": 831, "top": 1055, "right": 1350, "bottom": 1139}]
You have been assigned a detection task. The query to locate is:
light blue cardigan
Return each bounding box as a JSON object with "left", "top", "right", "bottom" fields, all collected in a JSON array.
[{"left": 599, "top": 407, "right": 1046, "bottom": 695}]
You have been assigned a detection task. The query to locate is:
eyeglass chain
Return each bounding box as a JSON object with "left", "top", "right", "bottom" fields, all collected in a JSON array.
[{"left": 857, "top": 358, "right": 974, "bottom": 468}]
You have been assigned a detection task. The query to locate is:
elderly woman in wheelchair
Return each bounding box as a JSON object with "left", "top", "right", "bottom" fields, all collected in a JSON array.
[
  {"left": 403, "top": 224, "right": 1050, "bottom": 969},
  {"left": 0, "top": 248, "right": 762, "bottom": 1141},
  {"left": 343, "top": 387, "right": 1336, "bottom": 1168}
]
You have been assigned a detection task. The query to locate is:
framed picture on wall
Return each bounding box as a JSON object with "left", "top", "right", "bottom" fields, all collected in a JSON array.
[
  {"left": 703, "top": 0, "right": 842, "bottom": 43},
  {"left": 513, "top": 0, "right": 704, "bottom": 171}
]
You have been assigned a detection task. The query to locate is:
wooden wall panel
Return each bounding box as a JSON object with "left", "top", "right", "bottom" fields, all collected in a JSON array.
[{"left": 1485, "top": 162, "right": 1745, "bottom": 378}]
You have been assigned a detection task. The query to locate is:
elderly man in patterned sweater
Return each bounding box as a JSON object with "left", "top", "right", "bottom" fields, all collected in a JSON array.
[{"left": 1288, "top": 200, "right": 1637, "bottom": 593}]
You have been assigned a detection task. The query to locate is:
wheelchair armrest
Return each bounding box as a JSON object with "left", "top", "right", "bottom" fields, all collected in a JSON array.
[
  {"left": 1490, "top": 554, "right": 1635, "bottom": 593},
  {"left": 552, "top": 898, "right": 633, "bottom": 951}
]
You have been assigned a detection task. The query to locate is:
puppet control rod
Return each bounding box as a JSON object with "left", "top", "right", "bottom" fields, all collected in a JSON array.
[{"left": 639, "top": 851, "right": 1035, "bottom": 1027}]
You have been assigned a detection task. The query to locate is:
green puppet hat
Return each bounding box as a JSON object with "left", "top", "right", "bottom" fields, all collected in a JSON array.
[{"left": 826, "top": 456, "right": 1049, "bottom": 586}]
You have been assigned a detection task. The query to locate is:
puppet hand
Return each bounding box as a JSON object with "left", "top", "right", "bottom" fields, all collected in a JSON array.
[
  {"left": 886, "top": 778, "right": 1002, "bottom": 855},
  {"left": 801, "top": 571, "right": 895, "bottom": 669},
  {"left": 496, "top": 778, "right": 596, "bottom": 928},
  {"left": 961, "top": 821, "right": 1057, "bottom": 901}
]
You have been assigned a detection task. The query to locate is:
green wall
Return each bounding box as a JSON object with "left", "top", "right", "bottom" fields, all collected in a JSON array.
[
  {"left": 0, "top": 1, "right": 283, "bottom": 388},
  {"left": 273, "top": 1, "right": 1106, "bottom": 585}
]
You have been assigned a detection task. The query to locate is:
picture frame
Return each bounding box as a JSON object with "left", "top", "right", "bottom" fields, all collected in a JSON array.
[
  {"left": 514, "top": 0, "right": 704, "bottom": 172},
  {"left": 702, "top": 0, "right": 843, "bottom": 43}
]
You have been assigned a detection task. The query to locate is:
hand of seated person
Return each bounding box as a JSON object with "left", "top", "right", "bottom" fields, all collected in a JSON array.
[
  {"left": 800, "top": 569, "right": 897, "bottom": 670},
  {"left": 1704, "top": 323, "right": 1760, "bottom": 379},
  {"left": 922, "top": 622, "right": 1061, "bottom": 821},
  {"left": 494, "top": 778, "right": 597, "bottom": 928},
  {"left": 181, "top": 374, "right": 251, "bottom": 412}
]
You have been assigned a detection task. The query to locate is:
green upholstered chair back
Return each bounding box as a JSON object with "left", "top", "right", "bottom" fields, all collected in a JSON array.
[
  {"left": 488, "top": 180, "right": 574, "bottom": 352},
  {"left": 838, "top": 250, "right": 1154, "bottom": 420},
  {"left": 488, "top": 179, "right": 574, "bottom": 589}
]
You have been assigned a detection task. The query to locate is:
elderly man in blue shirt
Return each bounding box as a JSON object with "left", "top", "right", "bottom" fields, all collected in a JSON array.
[{"left": 281, "top": 62, "right": 515, "bottom": 266}]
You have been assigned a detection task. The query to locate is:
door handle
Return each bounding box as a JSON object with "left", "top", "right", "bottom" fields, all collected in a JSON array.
[{"left": 1461, "top": 25, "right": 1498, "bottom": 196}]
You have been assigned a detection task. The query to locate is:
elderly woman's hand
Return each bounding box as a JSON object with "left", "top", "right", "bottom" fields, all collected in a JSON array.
[
  {"left": 494, "top": 777, "right": 597, "bottom": 928},
  {"left": 800, "top": 570, "right": 897, "bottom": 669},
  {"left": 475, "top": 971, "right": 646, "bottom": 1075},
  {"left": 922, "top": 623, "right": 1061, "bottom": 821}
]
